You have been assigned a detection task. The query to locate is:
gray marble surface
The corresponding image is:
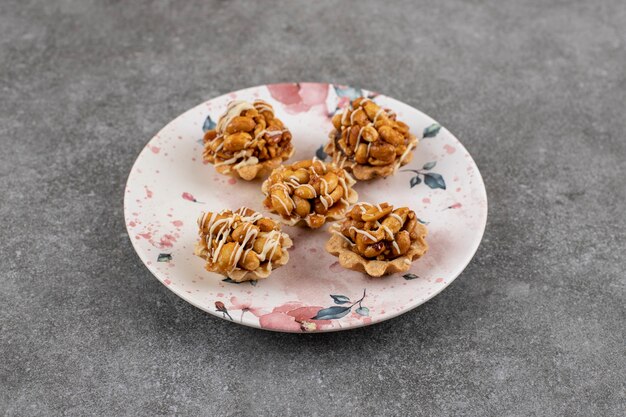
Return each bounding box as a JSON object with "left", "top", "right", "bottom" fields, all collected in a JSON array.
[{"left": 1, "top": 1, "right": 625, "bottom": 416}]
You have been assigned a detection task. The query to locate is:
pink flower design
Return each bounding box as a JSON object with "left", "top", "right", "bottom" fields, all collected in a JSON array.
[
  {"left": 267, "top": 83, "right": 329, "bottom": 115},
  {"left": 182, "top": 192, "right": 203, "bottom": 203}
]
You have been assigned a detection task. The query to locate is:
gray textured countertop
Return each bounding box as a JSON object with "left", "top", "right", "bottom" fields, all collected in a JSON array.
[{"left": 1, "top": 1, "right": 625, "bottom": 416}]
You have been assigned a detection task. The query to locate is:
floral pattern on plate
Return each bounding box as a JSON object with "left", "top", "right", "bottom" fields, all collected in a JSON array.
[{"left": 124, "top": 82, "right": 488, "bottom": 333}]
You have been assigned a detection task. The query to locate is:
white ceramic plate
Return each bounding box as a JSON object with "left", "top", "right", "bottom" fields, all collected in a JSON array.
[{"left": 124, "top": 83, "right": 487, "bottom": 332}]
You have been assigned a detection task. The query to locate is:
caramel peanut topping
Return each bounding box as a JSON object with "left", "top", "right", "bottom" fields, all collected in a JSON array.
[
  {"left": 332, "top": 202, "right": 423, "bottom": 261},
  {"left": 262, "top": 159, "right": 358, "bottom": 228},
  {"left": 202, "top": 100, "right": 293, "bottom": 178},
  {"left": 195, "top": 207, "right": 291, "bottom": 280},
  {"left": 325, "top": 97, "right": 418, "bottom": 180}
]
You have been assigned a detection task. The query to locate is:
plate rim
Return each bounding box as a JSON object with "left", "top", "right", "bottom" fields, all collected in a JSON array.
[{"left": 123, "top": 82, "right": 489, "bottom": 333}]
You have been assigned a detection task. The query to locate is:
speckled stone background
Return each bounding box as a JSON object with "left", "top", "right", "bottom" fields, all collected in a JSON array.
[{"left": 1, "top": 0, "right": 625, "bottom": 416}]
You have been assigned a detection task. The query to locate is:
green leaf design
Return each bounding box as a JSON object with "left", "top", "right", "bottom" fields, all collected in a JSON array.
[
  {"left": 355, "top": 306, "right": 369, "bottom": 316},
  {"left": 221, "top": 277, "right": 242, "bottom": 284},
  {"left": 202, "top": 115, "right": 216, "bottom": 132},
  {"left": 423, "top": 123, "right": 441, "bottom": 138},
  {"left": 316, "top": 145, "right": 328, "bottom": 161},
  {"left": 422, "top": 161, "right": 436, "bottom": 170},
  {"left": 312, "top": 306, "right": 351, "bottom": 320},
  {"left": 403, "top": 273, "right": 419, "bottom": 280},
  {"left": 410, "top": 176, "right": 422, "bottom": 188},
  {"left": 157, "top": 253, "right": 172, "bottom": 262},
  {"left": 330, "top": 295, "right": 351, "bottom": 305},
  {"left": 423, "top": 172, "right": 446, "bottom": 190}
]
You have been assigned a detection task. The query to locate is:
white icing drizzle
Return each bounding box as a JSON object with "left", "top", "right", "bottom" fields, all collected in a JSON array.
[
  {"left": 266, "top": 129, "right": 283, "bottom": 138},
  {"left": 396, "top": 141, "right": 415, "bottom": 169},
  {"left": 392, "top": 241, "right": 400, "bottom": 254},
  {"left": 337, "top": 177, "right": 348, "bottom": 198},
  {"left": 297, "top": 183, "right": 316, "bottom": 197},
  {"left": 211, "top": 100, "right": 283, "bottom": 169},
  {"left": 320, "top": 178, "right": 329, "bottom": 196},
  {"left": 270, "top": 183, "right": 291, "bottom": 193},
  {"left": 253, "top": 100, "right": 273, "bottom": 114},
  {"left": 258, "top": 230, "right": 281, "bottom": 261},
  {"left": 216, "top": 100, "right": 255, "bottom": 134},
  {"left": 350, "top": 227, "right": 377, "bottom": 242},
  {"left": 200, "top": 208, "right": 283, "bottom": 273},
  {"left": 233, "top": 156, "right": 259, "bottom": 170},
  {"left": 214, "top": 150, "right": 249, "bottom": 167},
  {"left": 373, "top": 108, "right": 386, "bottom": 124},
  {"left": 355, "top": 126, "right": 363, "bottom": 150},
  {"left": 332, "top": 230, "right": 355, "bottom": 246},
  {"left": 382, "top": 225, "right": 394, "bottom": 239},
  {"left": 320, "top": 194, "right": 333, "bottom": 210},
  {"left": 341, "top": 108, "right": 351, "bottom": 125},
  {"left": 389, "top": 213, "right": 404, "bottom": 224},
  {"left": 375, "top": 203, "right": 382, "bottom": 211},
  {"left": 286, "top": 178, "right": 300, "bottom": 189},
  {"left": 229, "top": 225, "right": 259, "bottom": 271},
  {"left": 272, "top": 195, "right": 292, "bottom": 216}
]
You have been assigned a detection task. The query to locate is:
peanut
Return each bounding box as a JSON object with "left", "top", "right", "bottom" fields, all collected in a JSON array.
[
  {"left": 270, "top": 187, "right": 294, "bottom": 216},
  {"left": 293, "top": 195, "right": 311, "bottom": 218},
  {"left": 378, "top": 125, "right": 404, "bottom": 146},
  {"left": 348, "top": 125, "right": 360, "bottom": 149},
  {"left": 239, "top": 250, "right": 260, "bottom": 271},
  {"left": 294, "top": 184, "right": 316, "bottom": 199},
  {"left": 328, "top": 183, "right": 344, "bottom": 202},
  {"left": 351, "top": 108, "right": 368, "bottom": 126},
  {"left": 322, "top": 172, "right": 339, "bottom": 193},
  {"left": 231, "top": 223, "right": 259, "bottom": 243},
  {"left": 203, "top": 130, "right": 218, "bottom": 143},
  {"left": 361, "top": 125, "right": 379, "bottom": 142},
  {"left": 311, "top": 160, "right": 326, "bottom": 175},
  {"left": 338, "top": 137, "right": 352, "bottom": 155},
  {"left": 314, "top": 199, "right": 328, "bottom": 215},
  {"left": 223, "top": 131, "right": 252, "bottom": 152},
  {"left": 225, "top": 116, "right": 255, "bottom": 134},
  {"left": 355, "top": 232, "right": 378, "bottom": 254},
  {"left": 252, "top": 236, "right": 267, "bottom": 253},
  {"left": 355, "top": 143, "right": 369, "bottom": 164},
  {"left": 292, "top": 168, "right": 310, "bottom": 184},
  {"left": 395, "top": 120, "right": 410, "bottom": 134},
  {"left": 292, "top": 160, "right": 312, "bottom": 170},
  {"left": 256, "top": 218, "right": 276, "bottom": 232},
  {"left": 362, "top": 204, "right": 393, "bottom": 222},
  {"left": 362, "top": 100, "right": 380, "bottom": 120},
  {"left": 394, "top": 231, "right": 411, "bottom": 256},
  {"left": 216, "top": 242, "right": 238, "bottom": 271},
  {"left": 308, "top": 213, "right": 325, "bottom": 228},
  {"left": 369, "top": 142, "right": 396, "bottom": 163},
  {"left": 363, "top": 241, "right": 386, "bottom": 258},
  {"left": 368, "top": 157, "right": 394, "bottom": 166}
]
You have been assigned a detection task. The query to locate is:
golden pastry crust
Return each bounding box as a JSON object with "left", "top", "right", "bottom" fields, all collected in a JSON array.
[
  {"left": 325, "top": 202, "right": 428, "bottom": 277},
  {"left": 203, "top": 99, "right": 294, "bottom": 180},
  {"left": 261, "top": 159, "right": 358, "bottom": 228},
  {"left": 194, "top": 207, "right": 292, "bottom": 282},
  {"left": 324, "top": 97, "right": 418, "bottom": 180}
]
